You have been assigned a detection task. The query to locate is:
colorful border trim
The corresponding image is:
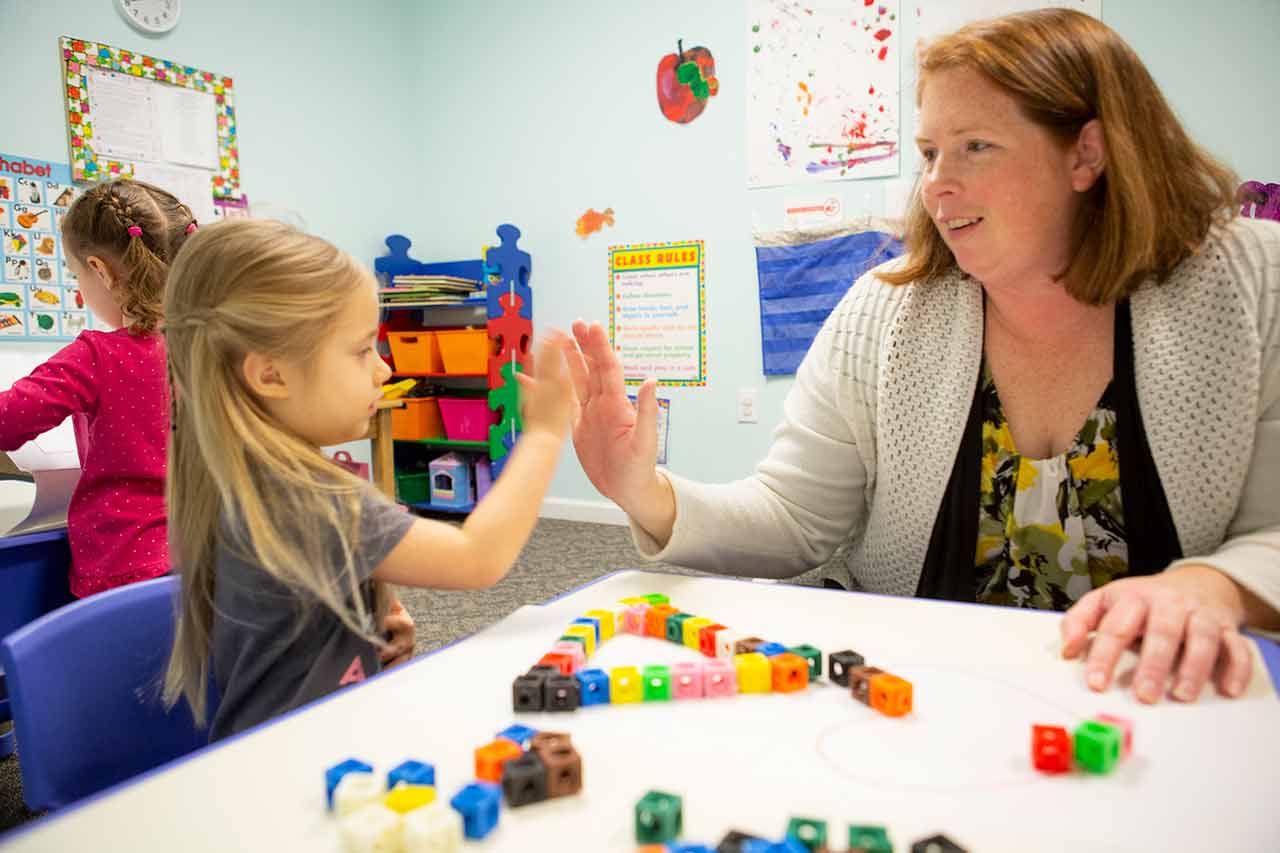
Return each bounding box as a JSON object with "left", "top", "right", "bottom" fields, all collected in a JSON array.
[{"left": 59, "top": 36, "right": 241, "bottom": 200}]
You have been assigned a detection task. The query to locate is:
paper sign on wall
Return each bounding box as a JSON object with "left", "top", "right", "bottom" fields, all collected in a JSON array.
[
  {"left": 628, "top": 394, "right": 672, "bottom": 465},
  {"left": 0, "top": 153, "right": 90, "bottom": 342},
  {"left": 609, "top": 240, "right": 707, "bottom": 387}
]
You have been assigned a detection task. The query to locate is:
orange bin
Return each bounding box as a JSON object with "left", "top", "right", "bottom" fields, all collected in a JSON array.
[
  {"left": 387, "top": 331, "right": 443, "bottom": 374},
  {"left": 391, "top": 397, "right": 445, "bottom": 440},
  {"left": 435, "top": 328, "right": 493, "bottom": 375}
]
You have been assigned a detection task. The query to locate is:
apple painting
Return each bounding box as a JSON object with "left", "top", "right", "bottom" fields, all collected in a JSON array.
[{"left": 657, "top": 39, "right": 719, "bottom": 124}]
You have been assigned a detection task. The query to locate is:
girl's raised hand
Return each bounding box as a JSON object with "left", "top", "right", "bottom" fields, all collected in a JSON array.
[{"left": 514, "top": 331, "right": 575, "bottom": 442}]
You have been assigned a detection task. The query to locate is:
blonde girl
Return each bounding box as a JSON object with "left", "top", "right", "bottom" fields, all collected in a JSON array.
[{"left": 162, "top": 219, "right": 573, "bottom": 739}]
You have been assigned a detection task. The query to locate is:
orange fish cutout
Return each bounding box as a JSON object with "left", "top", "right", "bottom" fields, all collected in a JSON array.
[{"left": 575, "top": 207, "right": 615, "bottom": 238}]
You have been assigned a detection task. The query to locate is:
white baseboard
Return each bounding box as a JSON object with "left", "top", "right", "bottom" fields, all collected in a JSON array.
[{"left": 539, "top": 497, "right": 628, "bottom": 526}]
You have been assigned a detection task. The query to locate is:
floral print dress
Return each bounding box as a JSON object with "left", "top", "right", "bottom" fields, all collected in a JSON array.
[{"left": 974, "top": 362, "right": 1129, "bottom": 610}]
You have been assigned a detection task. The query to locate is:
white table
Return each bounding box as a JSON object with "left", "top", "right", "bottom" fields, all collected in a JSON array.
[{"left": 3, "top": 570, "right": 1278, "bottom": 852}]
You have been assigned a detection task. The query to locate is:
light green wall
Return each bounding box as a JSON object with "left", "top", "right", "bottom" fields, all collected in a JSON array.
[{"left": 3, "top": 1, "right": 1276, "bottom": 513}]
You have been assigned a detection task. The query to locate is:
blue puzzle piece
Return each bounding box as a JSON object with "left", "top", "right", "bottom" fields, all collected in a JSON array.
[
  {"left": 450, "top": 781, "right": 502, "bottom": 839},
  {"left": 325, "top": 758, "right": 372, "bottom": 810},
  {"left": 489, "top": 431, "right": 518, "bottom": 478},
  {"left": 485, "top": 223, "right": 533, "bottom": 320}
]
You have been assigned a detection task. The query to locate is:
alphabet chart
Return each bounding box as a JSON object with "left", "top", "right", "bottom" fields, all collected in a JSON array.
[{"left": 0, "top": 153, "right": 90, "bottom": 342}]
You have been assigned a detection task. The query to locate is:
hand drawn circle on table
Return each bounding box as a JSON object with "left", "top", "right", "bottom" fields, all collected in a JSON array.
[{"left": 814, "top": 666, "right": 1090, "bottom": 794}]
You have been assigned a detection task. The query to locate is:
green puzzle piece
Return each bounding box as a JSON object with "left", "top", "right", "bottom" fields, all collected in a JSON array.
[{"left": 488, "top": 361, "right": 523, "bottom": 460}]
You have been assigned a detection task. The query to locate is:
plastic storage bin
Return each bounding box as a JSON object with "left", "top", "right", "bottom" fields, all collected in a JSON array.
[
  {"left": 391, "top": 397, "right": 445, "bottom": 440},
  {"left": 437, "top": 398, "right": 499, "bottom": 442},
  {"left": 387, "top": 331, "right": 443, "bottom": 374},
  {"left": 395, "top": 472, "right": 431, "bottom": 504},
  {"left": 434, "top": 328, "right": 492, "bottom": 374}
]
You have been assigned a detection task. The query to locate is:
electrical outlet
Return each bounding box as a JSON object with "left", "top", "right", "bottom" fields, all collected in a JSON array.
[{"left": 737, "top": 388, "right": 759, "bottom": 423}]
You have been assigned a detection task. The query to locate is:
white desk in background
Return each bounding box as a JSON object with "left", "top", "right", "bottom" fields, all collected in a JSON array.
[{"left": 3, "top": 569, "right": 1277, "bottom": 852}]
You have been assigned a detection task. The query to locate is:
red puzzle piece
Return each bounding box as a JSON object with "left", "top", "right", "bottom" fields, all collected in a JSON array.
[{"left": 488, "top": 291, "right": 531, "bottom": 386}]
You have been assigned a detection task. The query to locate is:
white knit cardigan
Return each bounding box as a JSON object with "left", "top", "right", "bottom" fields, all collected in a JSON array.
[{"left": 634, "top": 218, "right": 1280, "bottom": 616}]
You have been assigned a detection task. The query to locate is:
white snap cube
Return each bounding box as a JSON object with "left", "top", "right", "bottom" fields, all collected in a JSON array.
[
  {"left": 715, "top": 629, "right": 744, "bottom": 659},
  {"left": 338, "top": 802, "right": 403, "bottom": 853},
  {"left": 403, "top": 801, "right": 465, "bottom": 853},
  {"left": 334, "top": 771, "right": 386, "bottom": 817}
]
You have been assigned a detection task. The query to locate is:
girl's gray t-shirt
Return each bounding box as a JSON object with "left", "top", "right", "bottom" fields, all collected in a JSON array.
[{"left": 208, "top": 492, "right": 414, "bottom": 741}]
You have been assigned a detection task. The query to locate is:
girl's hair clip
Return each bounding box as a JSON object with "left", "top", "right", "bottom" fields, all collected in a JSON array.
[
  {"left": 185, "top": 221, "right": 198, "bottom": 235},
  {"left": 127, "top": 225, "right": 143, "bottom": 237}
]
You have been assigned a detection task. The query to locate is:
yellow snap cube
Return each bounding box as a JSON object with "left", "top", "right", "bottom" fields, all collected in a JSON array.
[
  {"left": 734, "top": 652, "right": 773, "bottom": 693},
  {"left": 384, "top": 783, "right": 436, "bottom": 814},
  {"left": 682, "top": 616, "right": 713, "bottom": 649},
  {"left": 564, "top": 624, "right": 596, "bottom": 656},
  {"left": 585, "top": 608, "right": 616, "bottom": 642},
  {"left": 618, "top": 596, "right": 646, "bottom": 605},
  {"left": 610, "top": 666, "right": 643, "bottom": 703}
]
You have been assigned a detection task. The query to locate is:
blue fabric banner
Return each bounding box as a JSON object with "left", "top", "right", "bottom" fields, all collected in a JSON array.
[{"left": 754, "top": 229, "right": 903, "bottom": 375}]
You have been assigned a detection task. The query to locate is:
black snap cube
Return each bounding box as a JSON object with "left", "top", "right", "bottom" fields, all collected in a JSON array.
[
  {"left": 544, "top": 674, "right": 581, "bottom": 711},
  {"left": 500, "top": 750, "right": 548, "bottom": 807},
  {"left": 513, "top": 672, "right": 546, "bottom": 712},
  {"left": 827, "top": 649, "right": 866, "bottom": 686},
  {"left": 910, "top": 833, "right": 968, "bottom": 853},
  {"left": 717, "top": 829, "right": 767, "bottom": 853}
]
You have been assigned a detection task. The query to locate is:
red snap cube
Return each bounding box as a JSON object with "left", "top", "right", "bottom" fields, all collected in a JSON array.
[{"left": 1032, "top": 724, "right": 1072, "bottom": 774}]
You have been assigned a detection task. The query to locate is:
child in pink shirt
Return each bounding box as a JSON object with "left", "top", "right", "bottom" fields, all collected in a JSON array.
[{"left": 0, "top": 180, "right": 198, "bottom": 597}]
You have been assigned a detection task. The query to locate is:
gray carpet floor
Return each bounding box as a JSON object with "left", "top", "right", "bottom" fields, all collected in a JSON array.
[{"left": 0, "top": 518, "right": 826, "bottom": 834}]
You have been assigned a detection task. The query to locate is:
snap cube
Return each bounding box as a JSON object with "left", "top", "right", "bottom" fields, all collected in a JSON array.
[
  {"left": 584, "top": 608, "right": 616, "bottom": 641},
  {"left": 848, "top": 824, "right": 892, "bottom": 852},
  {"left": 682, "top": 616, "right": 713, "bottom": 649},
  {"left": 402, "top": 801, "right": 464, "bottom": 853},
  {"left": 501, "top": 751, "right": 547, "bottom": 807},
  {"left": 338, "top": 802, "right": 402, "bottom": 852},
  {"left": 333, "top": 771, "right": 384, "bottom": 817},
  {"left": 1074, "top": 719, "right": 1122, "bottom": 774},
  {"left": 1031, "top": 724, "right": 1072, "bottom": 774},
  {"left": 699, "top": 623, "right": 727, "bottom": 656},
  {"left": 571, "top": 616, "right": 601, "bottom": 646},
  {"left": 544, "top": 674, "right": 581, "bottom": 711},
  {"left": 449, "top": 782, "right": 501, "bottom": 840},
  {"left": 537, "top": 740, "right": 583, "bottom": 797},
  {"left": 385, "top": 784, "right": 436, "bottom": 815},
  {"left": 326, "top": 758, "right": 373, "bottom": 810},
  {"left": 610, "top": 666, "right": 643, "bottom": 703},
  {"left": 828, "top": 649, "right": 866, "bottom": 686},
  {"left": 787, "top": 645, "right": 823, "bottom": 680},
  {"left": 635, "top": 790, "right": 683, "bottom": 844},
  {"left": 645, "top": 604, "right": 680, "bottom": 638},
  {"left": 702, "top": 658, "right": 738, "bottom": 697},
  {"left": 495, "top": 725, "right": 538, "bottom": 750},
  {"left": 576, "top": 667, "right": 611, "bottom": 706},
  {"left": 643, "top": 664, "right": 673, "bottom": 701},
  {"left": 1095, "top": 713, "right": 1133, "bottom": 757},
  {"left": 512, "top": 671, "right": 547, "bottom": 712},
  {"left": 770, "top": 652, "right": 811, "bottom": 693},
  {"left": 849, "top": 665, "right": 885, "bottom": 706},
  {"left": 734, "top": 652, "right": 772, "bottom": 693},
  {"left": 734, "top": 636, "right": 766, "bottom": 655},
  {"left": 474, "top": 738, "right": 523, "bottom": 783},
  {"left": 786, "top": 817, "right": 828, "bottom": 851},
  {"left": 666, "top": 612, "right": 693, "bottom": 643},
  {"left": 671, "top": 661, "right": 704, "bottom": 699},
  {"left": 869, "top": 673, "right": 913, "bottom": 717}
]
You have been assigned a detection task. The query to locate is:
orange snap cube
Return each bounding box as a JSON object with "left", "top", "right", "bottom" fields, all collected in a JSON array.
[
  {"left": 770, "top": 652, "right": 810, "bottom": 693},
  {"left": 869, "top": 673, "right": 913, "bottom": 717},
  {"left": 644, "top": 604, "right": 679, "bottom": 638},
  {"left": 474, "top": 738, "right": 523, "bottom": 783}
]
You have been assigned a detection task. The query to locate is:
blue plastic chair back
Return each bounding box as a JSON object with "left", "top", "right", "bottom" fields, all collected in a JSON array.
[
  {"left": 0, "top": 575, "right": 214, "bottom": 810},
  {"left": 0, "top": 529, "right": 75, "bottom": 758}
]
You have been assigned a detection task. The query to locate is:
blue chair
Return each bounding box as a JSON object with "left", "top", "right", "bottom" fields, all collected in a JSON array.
[
  {"left": 0, "top": 529, "right": 75, "bottom": 759},
  {"left": 0, "top": 575, "right": 214, "bottom": 811}
]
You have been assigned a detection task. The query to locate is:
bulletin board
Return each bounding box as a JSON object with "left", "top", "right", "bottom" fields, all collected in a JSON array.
[
  {"left": 58, "top": 36, "right": 241, "bottom": 220},
  {"left": 0, "top": 153, "right": 91, "bottom": 342}
]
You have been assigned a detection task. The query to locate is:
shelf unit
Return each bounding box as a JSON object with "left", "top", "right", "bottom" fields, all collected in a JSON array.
[{"left": 373, "top": 227, "right": 532, "bottom": 514}]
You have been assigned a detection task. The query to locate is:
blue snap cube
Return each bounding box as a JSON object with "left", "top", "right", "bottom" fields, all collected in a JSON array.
[
  {"left": 571, "top": 616, "right": 601, "bottom": 645},
  {"left": 671, "top": 845, "right": 717, "bottom": 853},
  {"left": 741, "top": 841, "right": 775, "bottom": 853},
  {"left": 450, "top": 781, "right": 502, "bottom": 839},
  {"left": 496, "top": 723, "right": 539, "bottom": 749},
  {"left": 766, "top": 840, "right": 809, "bottom": 853},
  {"left": 325, "top": 758, "right": 372, "bottom": 810},
  {"left": 387, "top": 759, "right": 435, "bottom": 790},
  {"left": 576, "top": 668, "right": 612, "bottom": 707},
  {"left": 757, "top": 642, "right": 789, "bottom": 657}
]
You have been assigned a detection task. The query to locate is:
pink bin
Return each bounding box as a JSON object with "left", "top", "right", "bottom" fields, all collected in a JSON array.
[{"left": 437, "top": 398, "right": 499, "bottom": 442}]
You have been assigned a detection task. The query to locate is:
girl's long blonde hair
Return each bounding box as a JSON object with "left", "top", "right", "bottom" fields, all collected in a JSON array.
[{"left": 162, "top": 219, "right": 388, "bottom": 724}]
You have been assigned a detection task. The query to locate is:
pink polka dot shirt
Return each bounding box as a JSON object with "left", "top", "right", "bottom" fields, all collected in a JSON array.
[{"left": 0, "top": 329, "right": 169, "bottom": 597}]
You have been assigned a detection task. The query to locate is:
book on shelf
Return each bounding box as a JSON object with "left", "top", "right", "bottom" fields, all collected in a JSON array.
[{"left": 380, "top": 274, "right": 484, "bottom": 307}]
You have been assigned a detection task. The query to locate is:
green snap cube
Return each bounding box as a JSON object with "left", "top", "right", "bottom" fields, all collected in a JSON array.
[
  {"left": 848, "top": 824, "right": 892, "bottom": 852},
  {"left": 1074, "top": 720, "right": 1122, "bottom": 774},
  {"left": 642, "top": 665, "right": 672, "bottom": 701},
  {"left": 635, "top": 790, "right": 682, "bottom": 843},
  {"left": 786, "top": 817, "right": 828, "bottom": 850}
]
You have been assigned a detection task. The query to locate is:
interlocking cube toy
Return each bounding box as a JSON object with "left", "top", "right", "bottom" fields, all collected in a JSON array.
[
  {"left": 702, "top": 658, "right": 738, "bottom": 697},
  {"left": 388, "top": 759, "right": 435, "bottom": 790},
  {"left": 643, "top": 665, "right": 673, "bottom": 701},
  {"left": 474, "top": 739, "right": 522, "bottom": 783},
  {"left": 671, "top": 661, "right": 704, "bottom": 699},
  {"left": 869, "top": 673, "right": 913, "bottom": 717},
  {"left": 734, "top": 652, "right": 772, "bottom": 693},
  {"left": 828, "top": 650, "right": 866, "bottom": 686},
  {"left": 326, "top": 758, "right": 373, "bottom": 810},
  {"left": 501, "top": 751, "right": 547, "bottom": 807},
  {"left": 786, "top": 817, "right": 828, "bottom": 851},
  {"left": 576, "top": 668, "right": 611, "bottom": 706},
  {"left": 402, "top": 801, "right": 464, "bottom": 853},
  {"left": 1074, "top": 720, "right": 1122, "bottom": 774},
  {"left": 338, "top": 803, "right": 401, "bottom": 852},
  {"left": 635, "top": 790, "right": 683, "bottom": 844},
  {"left": 1031, "top": 724, "right": 1072, "bottom": 774},
  {"left": 449, "top": 782, "right": 501, "bottom": 840},
  {"left": 611, "top": 666, "right": 643, "bottom": 703},
  {"left": 385, "top": 784, "right": 436, "bottom": 815},
  {"left": 332, "top": 771, "right": 384, "bottom": 817},
  {"left": 770, "top": 653, "right": 810, "bottom": 693}
]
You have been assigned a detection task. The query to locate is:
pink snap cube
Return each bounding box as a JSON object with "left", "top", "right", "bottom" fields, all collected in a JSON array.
[
  {"left": 621, "top": 603, "right": 649, "bottom": 635},
  {"left": 702, "top": 658, "right": 738, "bottom": 697},
  {"left": 551, "top": 641, "right": 586, "bottom": 673},
  {"left": 1095, "top": 713, "right": 1133, "bottom": 758},
  {"left": 671, "top": 662, "right": 704, "bottom": 699}
]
